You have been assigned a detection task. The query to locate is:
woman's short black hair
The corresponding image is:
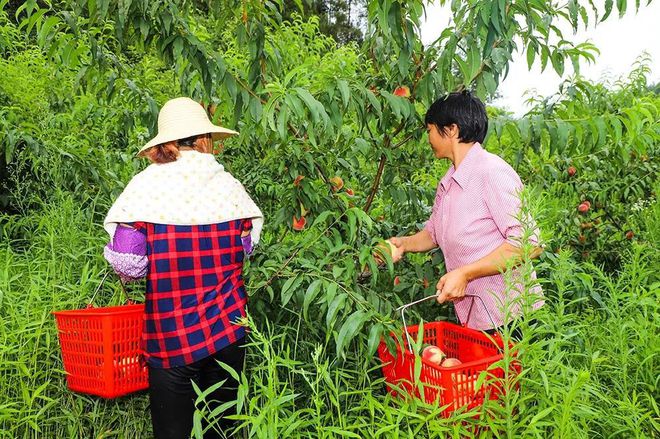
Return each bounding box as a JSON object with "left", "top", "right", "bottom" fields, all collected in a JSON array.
[{"left": 424, "top": 90, "right": 488, "bottom": 144}]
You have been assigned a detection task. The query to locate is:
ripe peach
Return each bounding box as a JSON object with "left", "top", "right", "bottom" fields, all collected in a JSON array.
[
  {"left": 578, "top": 203, "right": 590, "bottom": 213},
  {"left": 567, "top": 166, "right": 576, "bottom": 176},
  {"left": 625, "top": 230, "right": 634, "bottom": 240},
  {"left": 422, "top": 345, "right": 446, "bottom": 365},
  {"left": 330, "top": 176, "right": 344, "bottom": 192},
  {"left": 293, "top": 175, "right": 305, "bottom": 186},
  {"left": 292, "top": 215, "right": 306, "bottom": 231},
  {"left": 393, "top": 85, "right": 411, "bottom": 97},
  {"left": 345, "top": 188, "right": 354, "bottom": 196},
  {"left": 393, "top": 276, "right": 401, "bottom": 286},
  {"left": 440, "top": 358, "right": 462, "bottom": 368}
]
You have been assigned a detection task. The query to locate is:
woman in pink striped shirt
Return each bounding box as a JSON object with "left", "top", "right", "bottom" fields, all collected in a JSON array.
[{"left": 388, "top": 91, "right": 544, "bottom": 333}]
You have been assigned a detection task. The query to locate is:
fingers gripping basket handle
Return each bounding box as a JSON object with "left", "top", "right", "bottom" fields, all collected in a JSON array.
[
  {"left": 87, "top": 271, "right": 133, "bottom": 306},
  {"left": 395, "top": 294, "right": 498, "bottom": 351}
]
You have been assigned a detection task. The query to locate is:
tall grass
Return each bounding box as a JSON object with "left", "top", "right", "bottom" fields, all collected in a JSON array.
[
  {"left": 0, "top": 194, "right": 152, "bottom": 438},
  {"left": 192, "top": 246, "right": 659, "bottom": 438},
  {"left": 1, "top": 189, "right": 658, "bottom": 438}
]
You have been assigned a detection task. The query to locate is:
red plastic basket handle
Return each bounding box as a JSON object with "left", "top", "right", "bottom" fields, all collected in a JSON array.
[
  {"left": 395, "top": 294, "right": 498, "bottom": 351},
  {"left": 87, "top": 271, "right": 134, "bottom": 307}
]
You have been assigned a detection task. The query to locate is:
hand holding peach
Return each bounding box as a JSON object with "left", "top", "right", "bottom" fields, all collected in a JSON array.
[{"left": 373, "top": 239, "right": 404, "bottom": 265}]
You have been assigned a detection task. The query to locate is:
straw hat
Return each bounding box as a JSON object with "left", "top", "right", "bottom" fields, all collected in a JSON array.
[{"left": 138, "top": 97, "right": 238, "bottom": 155}]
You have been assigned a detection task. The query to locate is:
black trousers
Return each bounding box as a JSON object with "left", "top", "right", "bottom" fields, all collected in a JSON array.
[{"left": 148, "top": 338, "right": 245, "bottom": 439}]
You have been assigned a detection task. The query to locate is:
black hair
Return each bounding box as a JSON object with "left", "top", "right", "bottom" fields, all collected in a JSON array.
[
  {"left": 176, "top": 135, "right": 201, "bottom": 147},
  {"left": 424, "top": 90, "right": 488, "bottom": 144}
]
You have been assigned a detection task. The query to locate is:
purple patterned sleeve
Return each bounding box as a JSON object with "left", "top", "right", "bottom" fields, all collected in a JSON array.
[
  {"left": 110, "top": 225, "right": 147, "bottom": 254},
  {"left": 104, "top": 225, "right": 148, "bottom": 282},
  {"left": 241, "top": 234, "right": 253, "bottom": 256}
]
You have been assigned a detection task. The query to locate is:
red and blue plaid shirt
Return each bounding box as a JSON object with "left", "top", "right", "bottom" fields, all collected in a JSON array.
[{"left": 133, "top": 219, "right": 252, "bottom": 368}]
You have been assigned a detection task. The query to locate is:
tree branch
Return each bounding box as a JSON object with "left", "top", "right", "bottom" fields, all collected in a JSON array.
[
  {"left": 363, "top": 153, "right": 387, "bottom": 213},
  {"left": 392, "top": 132, "right": 416, "bottom": 149},
  {"left": 362, "top": 123, "right": 407, "bottom": 213}
]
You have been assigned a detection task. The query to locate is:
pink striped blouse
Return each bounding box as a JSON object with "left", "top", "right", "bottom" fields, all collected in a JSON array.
[{"left": 424, "top": 143, "right": 544, "bottom": 330}]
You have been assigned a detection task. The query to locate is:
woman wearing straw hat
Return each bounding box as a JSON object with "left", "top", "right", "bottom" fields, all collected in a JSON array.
[{"left": 103, "top": 97, "right": 263, "bottom": 438}]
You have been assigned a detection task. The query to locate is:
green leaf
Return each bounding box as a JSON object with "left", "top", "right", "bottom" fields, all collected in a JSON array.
[
  {"left": 594, "top": 116, "right": 607, "bottom": 147},
  {"left": 367, "top": 323, "right": 384, "bottom": 357},
  {"left": 285, "top": 94, "right": 306, "bottom": 120},
  {"left": 337, "top": 79, "right": 350, "bottom": 109},
  {"left": 346, "top": 209, "right": 357, "bottom": 242},
  {"left": 326, "top": 293, "right": 348, "bottom": 330},
  {"left": 281, "top": 275, "right": 303, "bottom": 307},
  {"left": 540, "top": 46, "right": 550, "bottom": 72},
  {"left": 364, "top": 89, "right": 382, "bottom": 117},
  {"left": 602, "top": 0, "right": 614, "bottom": 21},
  {"left": 37, "top": 16, "right": 60, "bottom": 47},
  {"left": 468, "top": 46, "right": 483, "bottom": 79},
  {"left": 336, "top": 310, "right": 369, "bottom": 357},
  {"left": 529, "top": 406, "right": 557, "bottom": 426},
  {"left": 302, "top": 279, "right": 322, "bottom": 321},
  {"left": 325, "top": 282, "right": 338, "bottom": 307},
  {"left": 490, "top": 1, "right": 502, "bottom": 33},
  {"left": 616, "top": 0, "right": 627, "bottom": 17},
  {"left": 295, "top": 87, "right": 321, "bottom": 122},
  {"left": 474, "top": 370, "right": 488, "bottom": 392},
  {"left": 568, "top": 0, "right": 579, "bottom": 31},
  {"left": 482, "top": 71, "right": 497, "bottom": 95},
  {"left": 276, "top": 103, "right": 287, "bottom": 139},
  {"left": 173, "top": 36, "right": 184, "bottom": 59},
  {"left": 380, "top": 91, "right": 402, "bottom": 120},
  {"left": 456, "top": 56, "right": 470, "bottom": 84},
  {"left": 609, "top": 115, "right": 623, "bottom": 144},
  {"left": 526, "top": 41, "right": 537, "bottom": 70},
  {"left": 331, "top": 265, "right": 345, "bottom": 279},
  {"left": 550, "top": 50, "right": 565, "bottom": 76}
]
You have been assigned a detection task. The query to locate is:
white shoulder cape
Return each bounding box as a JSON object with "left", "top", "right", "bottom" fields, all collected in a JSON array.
[{"left": 104, "top": 150, "right": 263, "bottom": 245}]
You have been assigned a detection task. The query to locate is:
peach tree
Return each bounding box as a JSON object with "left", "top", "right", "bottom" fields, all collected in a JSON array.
[
  {"left": 13, "top": 0, "right": 643, "bottom": 357},
  {"left": 488, "top": 60, "right": 659, "bottom": 272}
]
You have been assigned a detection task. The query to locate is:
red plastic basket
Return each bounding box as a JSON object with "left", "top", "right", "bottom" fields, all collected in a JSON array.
[
  {"left": 378, "top": 294, "right": 518, "bottom": 415},
  {"left": 53, "top": 302, "right": 148, "bottom": 398}
]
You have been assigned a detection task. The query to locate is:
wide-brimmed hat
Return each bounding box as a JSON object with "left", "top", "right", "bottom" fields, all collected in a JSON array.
[{"left": 138, "top": 97, "right": 238, "bottom": 155}]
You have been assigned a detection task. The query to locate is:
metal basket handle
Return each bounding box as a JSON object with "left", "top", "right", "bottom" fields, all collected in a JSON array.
[
  {"left": 395, "top": 293, "right": 498, "bottom": 351},
  {"left": 87, "top": 271, "right": 133, "bottom": 307}
]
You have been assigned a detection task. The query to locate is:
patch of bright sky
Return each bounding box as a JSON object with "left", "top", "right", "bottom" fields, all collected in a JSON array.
[{"left": 420, "top": 1, "right": 660, "bottom": 116}]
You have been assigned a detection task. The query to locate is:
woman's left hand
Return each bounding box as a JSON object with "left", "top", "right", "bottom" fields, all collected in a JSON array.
[{"left": 435, "top": 268, "right": 469, "bottom": 304}]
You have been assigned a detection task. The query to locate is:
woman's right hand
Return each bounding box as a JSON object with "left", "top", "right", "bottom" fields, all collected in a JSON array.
[
  {"left": 373, "top": 238, "right": 405, "bottom": 265},
  {"left": 386, "top": 237, "right": 406, "bottom": 263}
]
